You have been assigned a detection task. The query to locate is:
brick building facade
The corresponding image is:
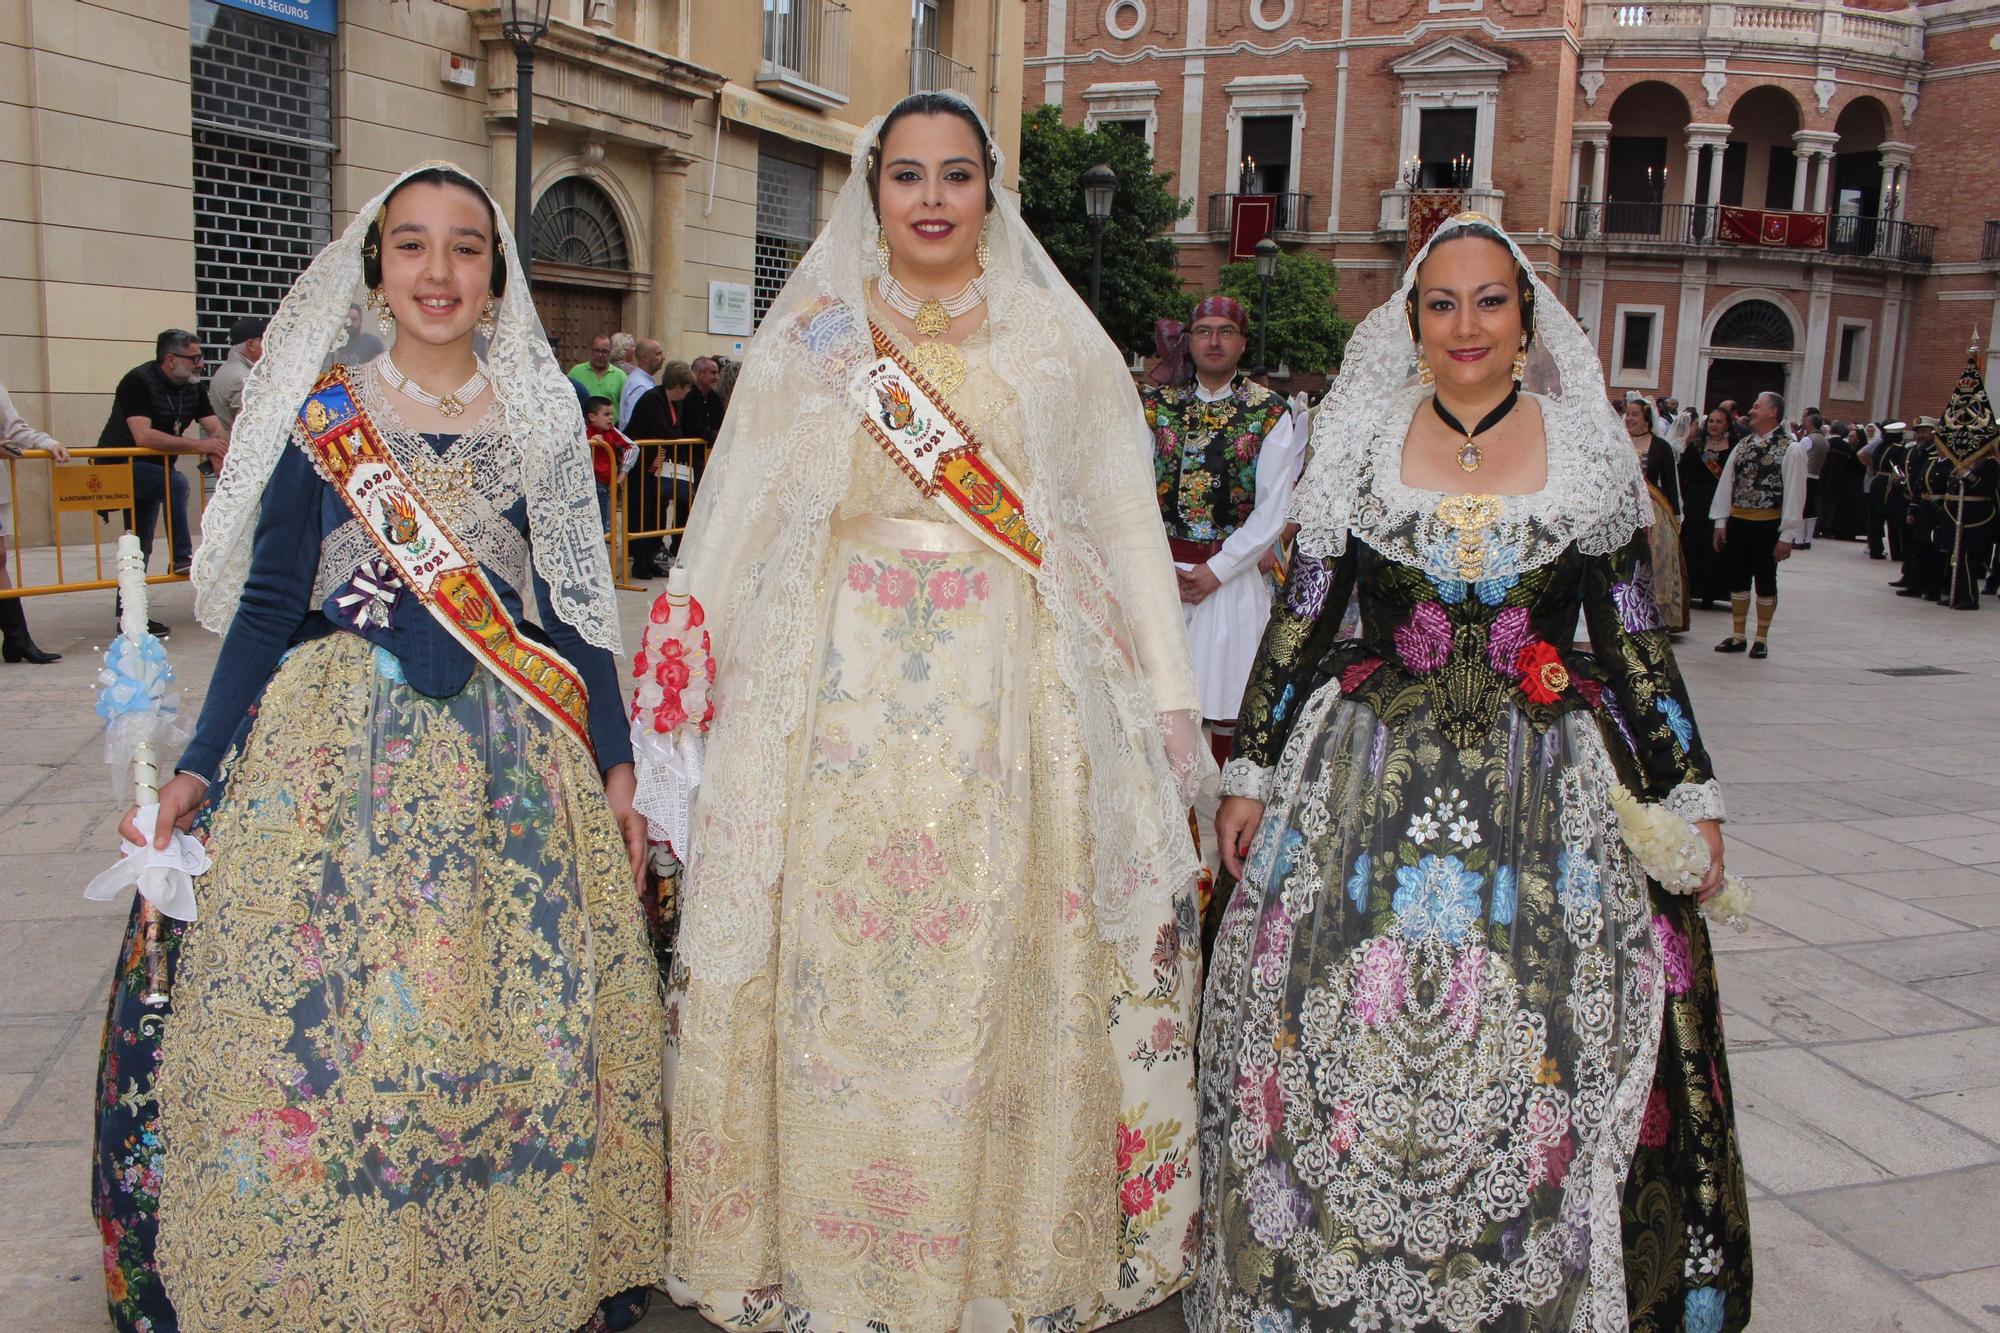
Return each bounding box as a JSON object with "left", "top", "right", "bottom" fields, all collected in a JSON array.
[{"left": 1027, "top": 0, "right": 2000, "bottom": 419}]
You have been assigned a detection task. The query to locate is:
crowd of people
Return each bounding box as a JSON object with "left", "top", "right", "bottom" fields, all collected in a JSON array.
[
  {"left": 1605, "top": 388, "right": 2000, "bottom": 646},
  {"left": 1, "top": 84, "right": 1979, "bottom": 1333}
]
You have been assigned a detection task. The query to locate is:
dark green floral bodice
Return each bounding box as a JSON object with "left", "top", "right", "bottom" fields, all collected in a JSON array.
[{"left": 1229, "top": 508, "right": 1718, "bottom": 818}]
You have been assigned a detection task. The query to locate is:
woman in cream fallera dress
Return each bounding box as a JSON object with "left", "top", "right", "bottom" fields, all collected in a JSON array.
[{"left": 657, "top": 94, "right": 1209, "bottom": 1333}]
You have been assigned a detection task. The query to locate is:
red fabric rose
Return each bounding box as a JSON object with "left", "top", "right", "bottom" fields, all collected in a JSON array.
[
  {"left": 1120, "top": 1173, "right": 1155, "bottom": 1217},
  {"left": 1514, "top": 641, "right": 1571, "bottom": 706}
]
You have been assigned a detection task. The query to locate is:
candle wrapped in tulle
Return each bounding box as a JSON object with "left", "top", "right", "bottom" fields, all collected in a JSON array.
[{"left": 629, "top": 568, "right": 714, "bottom": 858}]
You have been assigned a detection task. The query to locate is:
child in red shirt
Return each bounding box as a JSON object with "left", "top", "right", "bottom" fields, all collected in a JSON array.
[{"left": 584, "top": 395, "right": 635, "bottom": 531}]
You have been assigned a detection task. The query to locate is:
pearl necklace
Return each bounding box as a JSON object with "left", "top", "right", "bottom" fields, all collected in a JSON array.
[
  {"left": 878, "top": 272, "right": 985, "bottom": 338},
  {"left": 377, "top": 355, "right": 488, "bottom": 419}
]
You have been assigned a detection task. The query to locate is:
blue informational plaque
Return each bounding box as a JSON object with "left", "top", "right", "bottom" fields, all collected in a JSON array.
[{"left": 211, "top": 0, "right": 337, "bottom": 35}]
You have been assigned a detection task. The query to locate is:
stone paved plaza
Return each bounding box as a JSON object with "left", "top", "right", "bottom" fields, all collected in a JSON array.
[{"left": 2, "top": 532, "right": 1995, "bottom": 1331}]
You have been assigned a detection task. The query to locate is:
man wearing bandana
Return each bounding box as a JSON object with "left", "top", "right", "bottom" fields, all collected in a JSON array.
[{"left": 1141, "top": 295, "right": 1306, "bottom": 770}]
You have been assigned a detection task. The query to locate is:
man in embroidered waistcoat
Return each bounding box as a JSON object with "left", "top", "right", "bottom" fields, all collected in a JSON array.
[
  {"left": 1141, "top": 295, "right": 1306, "bottom": 769},
  {"left": 1710, "top": 389, "right": 1805, "bottom": 658}
]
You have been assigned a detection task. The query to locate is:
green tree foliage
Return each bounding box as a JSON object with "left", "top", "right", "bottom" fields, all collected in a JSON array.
[
  {"left": 1017, "top": 104, "right": 1189, "bottom": 356},
  {"left": 1216, "top": 250, "right": 1356, "bottom": 376}
]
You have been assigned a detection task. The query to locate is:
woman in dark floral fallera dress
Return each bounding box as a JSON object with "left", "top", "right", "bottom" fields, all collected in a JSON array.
[{"left": 1190, "top": 215, "right": 1750, "bottom": 1333}]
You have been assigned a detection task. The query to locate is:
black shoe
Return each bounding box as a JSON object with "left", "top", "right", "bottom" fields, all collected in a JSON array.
[
  {"left": 1895, "top": 587, "right": 1928, "bottom": 598},
  {"left": 1869, "top": 552, "right": 1888, "bottom": 560},
  {"left": 1889, "top": 578, "right": 1908, "bottom": 587},
  {"left": 1748, "top": 641, "right": 1769, "bottom": 659},
  {"left": 169, "top": 561, "right": 192, "bottom": 576},
  {"left": 1, "top": 635, "right": 60, "bottom": 665},
  {"left": 0, "top": 599, "right": 59, "bottom": 664},
  {"left": 114, "top": 616, "right": 171, "bottom": 638},
  {"left": 1715, "top": 637, "right": 1748, "bottom": 653},
  {"left": 1795, "top": 542, "right": 1812, "bottom": 550}
]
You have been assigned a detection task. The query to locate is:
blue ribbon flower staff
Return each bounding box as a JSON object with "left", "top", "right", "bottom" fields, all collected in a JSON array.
[{"left": 84, "top": 532, "right": 204, "bottom": 1004}]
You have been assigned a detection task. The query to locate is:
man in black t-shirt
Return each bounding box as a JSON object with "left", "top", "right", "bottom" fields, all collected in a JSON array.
[{"left": 99, "top": 329, "right": 229, "bottom": 583}]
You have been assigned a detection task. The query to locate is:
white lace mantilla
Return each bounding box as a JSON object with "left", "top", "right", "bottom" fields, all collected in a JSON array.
[
  {"left": 192, "top": 162, "right": 620, "bottom": 653},
  {"left": 1290, "top": 216, "right": 1648, "bottom": 580},
  {"left": 671, "top": 94, "right": 1209, "bottom": 987}
]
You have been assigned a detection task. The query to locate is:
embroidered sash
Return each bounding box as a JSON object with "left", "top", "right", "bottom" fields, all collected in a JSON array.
[
  {"left": 856, "top": 322, "right": 1045, "bottom": 576},
  {"left": 297, "top": 367, "right": 596, "bottom": 760}
]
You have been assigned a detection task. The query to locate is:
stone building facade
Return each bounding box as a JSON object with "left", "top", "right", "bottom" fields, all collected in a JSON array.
[
  {"left": 2, "top": 0, "right": 1023, "bottom": 543},
  {"left": 1027, "top": 0, "right": 2000, "bottom": 418}
]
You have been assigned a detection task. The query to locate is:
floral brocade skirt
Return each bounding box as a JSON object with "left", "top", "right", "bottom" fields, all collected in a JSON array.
[
  {"left": 1644, "top": 489, "right": 1690, "bottom": 635},
  {"left": 667, "top": 513, "right": 1202, "bottom": 1333},
  {"left": 1189, "top": 684, "right": 1664, "bottom": 1333},
  {"left": 111, "top": 633, "right": 665, "bottom": 1333}
]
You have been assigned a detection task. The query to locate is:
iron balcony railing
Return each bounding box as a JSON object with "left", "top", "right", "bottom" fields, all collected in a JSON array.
[
  {"left": 1983, "top": 221, "right": 2000, "bottom": 263},
  {"left": 1562, "top": 201, "right": 1935, "bottom": 264},
  {"left": 908, "top": 46, "right": 975, "bottom": 98},
  {"left": 759, "top": 0, "right": 850, "bottom": 108},
  {"left": 1207, "top": 192, "right": 1314, "bottom": 234}
]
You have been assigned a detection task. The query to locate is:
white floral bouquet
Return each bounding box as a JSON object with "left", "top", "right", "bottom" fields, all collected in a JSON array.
[{"left": 1607, "top": 784, "right": 1754, "bottom": 930}]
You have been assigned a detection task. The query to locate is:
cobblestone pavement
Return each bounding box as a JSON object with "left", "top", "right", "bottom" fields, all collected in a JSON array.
[{"left": 3, "top": 532, "right": 1996, "bottom": 1332}]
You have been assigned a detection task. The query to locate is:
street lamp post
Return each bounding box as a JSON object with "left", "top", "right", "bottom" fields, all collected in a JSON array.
[
  {"left": 1081, "top": 163, "right": 1117, "bottom": 317},
  {"left": 1253, "top": 236, "right": 1279, "bottom": 375},
  {"left": 501, "top": 0, "right": 554, "bottom": 280}
]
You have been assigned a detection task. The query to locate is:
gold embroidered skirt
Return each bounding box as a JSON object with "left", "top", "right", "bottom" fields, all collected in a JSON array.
[
  {"left": 1644, "top": 484, "right": 1690, "bottom": 634},
  {"left": 667, "top": 515, "right": 1201, "bottom": 1333},
  {"left": 155, "top": 634, "right": 667, "bottom": 1332}
]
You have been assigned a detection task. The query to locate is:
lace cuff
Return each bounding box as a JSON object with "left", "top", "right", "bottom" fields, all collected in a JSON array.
[
  {"left": 1665, "top": 779, "right": 1725, "bottom": 824},
  {"left": 1220, "top": 757, "right": 1274, "bottom": 802}
]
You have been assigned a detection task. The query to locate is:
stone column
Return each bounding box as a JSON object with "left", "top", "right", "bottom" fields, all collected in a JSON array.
[
  {"left": 1682, "top": 141, "right": 1704, "bottom": 205},
  {"left": 490, "top": 125, "right": 519, "bottom": 238},
  {"left": 1791, "top": 147, "right": 1811, "bottom": 211},
  {"left": 1878, "top": 142, "right": 1915, "bottom": 222},
  {"left": 1811, "top": 150, "right": 1833, "bottom": 213},
  {"left": 1588, "top": 137, "right": 1609, "bottom": 204},
  {"left": 1569, "top": 139, "right": 1584, "bottom": 203},
  {"left": 650, "top": 151, "right": 690, "bottom": 355}
]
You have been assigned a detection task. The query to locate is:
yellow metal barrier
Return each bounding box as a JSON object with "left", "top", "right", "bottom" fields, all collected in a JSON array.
[
  {"left": 1, "top": 447, "right": 210, "bottom": 600},
  {"left": 613, "top": 437, "right": 709, "bottom": 589}
]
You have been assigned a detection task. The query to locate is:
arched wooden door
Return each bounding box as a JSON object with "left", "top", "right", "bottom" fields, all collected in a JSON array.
[{"left": 532, "top": 281, "right": 625, "bottom": 372}]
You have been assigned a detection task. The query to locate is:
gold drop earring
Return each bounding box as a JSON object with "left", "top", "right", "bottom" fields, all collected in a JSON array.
[
  {"left": 368, "top": 288, "right": 395, "bottom": 336},
  {"left": 976, "top": 223, "right": 991, "bottom": 270},
  {"left": 477, "top": 297, "right": 497, "bottom": 339},
  {"left": 1416, "top": 347, "right": 1435, "bottom": 388},
  {"left": 1511, "top": 334, "right": 1529, "bottom": 383},
  {"left": 876, "top": 226, "right": 891, "bottom": 269}
]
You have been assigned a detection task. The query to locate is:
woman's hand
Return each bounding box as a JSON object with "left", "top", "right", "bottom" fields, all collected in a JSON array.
[
  {"left": 602, "top": 763, "right": 648, "bottom": 892},
  {"left": 1215, "top": 796, "right": 1265, "bottom": 879},
  {"left": 120, "top": 772, "right": 206, "bottom": 850},
  {"left": 1712, "top": 528, "right": 1727, "bottom": 552},
  {"left": 1695, "top": 818, "right": 1725, "bottom": 901}
]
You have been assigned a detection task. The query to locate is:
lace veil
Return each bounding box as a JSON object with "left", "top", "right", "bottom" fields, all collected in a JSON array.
[
  {"left": 191, "top": 162, "right": 620, "bottom": 653},
  {"left": 1290, "top": 214, "right": 1648, "bottom": 575},
  {"left": 675, "top": 92, "right": 1207, "bottom": 985}
]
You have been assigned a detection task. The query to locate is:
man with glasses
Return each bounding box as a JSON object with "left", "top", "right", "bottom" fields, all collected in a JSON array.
[
  {"left": 1141, "top": 295, "right": 1304, "bottom": 773},
  {"left": 97, "top": 329, "right": 229, "bottom": 633},
  {"left": 567, "top": 332, "right": 626, "bottom": 408}
]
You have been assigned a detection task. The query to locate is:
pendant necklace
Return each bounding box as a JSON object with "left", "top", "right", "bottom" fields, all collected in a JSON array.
[
  {"left": 378, "top": 355, "right": 487, "bottom": 419},
  {"left": 879, "top": 271, "right": 985, "bottom": 396},
  {"left": 1431, "top": 385, "right": 1520, "bottom": 473}
]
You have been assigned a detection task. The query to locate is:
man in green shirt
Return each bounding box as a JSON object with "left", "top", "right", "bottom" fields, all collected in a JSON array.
[{"left": 567, "top": 333, "right": 625, "bottom": 404}]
